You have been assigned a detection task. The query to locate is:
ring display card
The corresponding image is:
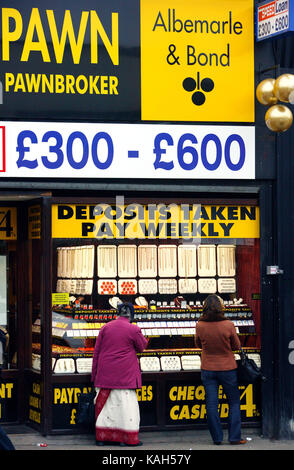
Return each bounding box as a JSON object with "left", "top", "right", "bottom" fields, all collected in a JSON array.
[
  {"left": 160, "top": 356, "right": 181, "bottom": 371},
  {"left": 139, "top": 356, "right": 161, "bottom": 372},
  {"left": 158, "top": 278, "right": 177, "bottom": 294},
  {"left": 218, "top": 278, "right": 236, "bottom": 293},
  {"left": 118, "top": 279, "right": 137, "bottom": 295},
  {"left": 76, "top": 358, "right": 93, "bottom": 373},
  {"left": 198, "top": 278, "right": 217, "bottom": 293},
  {"left": 138, "top": 279, "right": 158, "bottom": 294},
  {"left": 98, "top": 279, "right": 117, "bottom": 295},
  {"left": 54, "top": 358, "right": 75, "bottom": 374},
  {"left": 181, "top": 355, "right": 201, "bottom": 370},
  {"left": 178, "top": 278, "right": 197, "bottom": 294},
  {"left": 56, "top": 279, "right": 93, "bottom": 295}
]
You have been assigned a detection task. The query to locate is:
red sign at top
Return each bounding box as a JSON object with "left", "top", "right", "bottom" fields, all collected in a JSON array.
[{"left": 258, "top": 1, "right": 276, "bottom": 21}]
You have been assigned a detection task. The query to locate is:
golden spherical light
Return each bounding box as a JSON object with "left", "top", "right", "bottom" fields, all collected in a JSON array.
[
  {"left": 274, "top": 73, "right": 294, "bottom": 102},
  {"left": 265, "top": 104, "right": 293, "bottom": 132},
  {"left": 256, "top": 78, "right": 278, "bottom": 105}
]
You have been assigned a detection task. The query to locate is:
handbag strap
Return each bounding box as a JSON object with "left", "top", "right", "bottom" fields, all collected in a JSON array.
[{"left": 240, "top": 347, "right": 247, "bottom": 363}]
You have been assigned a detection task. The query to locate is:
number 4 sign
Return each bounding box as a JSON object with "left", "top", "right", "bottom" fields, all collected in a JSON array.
[{"left": 0, "top": 208, "right": 17, "bottom": 240}]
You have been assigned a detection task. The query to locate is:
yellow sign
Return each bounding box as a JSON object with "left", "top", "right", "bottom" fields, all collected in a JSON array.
[
  {"left": 52, "top": 203, "right": 259, "bottom": 239},
  {"left": 52, "top": 293, "right": 69, "bottom": 305},
  {"left": 2, "top": 6, "right": 119, "bottom": 99},
  {"left": 0, "top": 208, "right": 17, "bottom": 240},
  {"left": 168, "top": 383, "right": 258, "bottom": 421},
  {"left": 0, "top": 382, "right": 15, "bottom": 420},
  {"left": 28, "top": 205, "right": 41, "bottom": 239},
  {"left": 136, "top": 385, "right": 153, "bottom": 402},
  {"left": 140, "top": 0, "right": 254, "bottom": 122}
]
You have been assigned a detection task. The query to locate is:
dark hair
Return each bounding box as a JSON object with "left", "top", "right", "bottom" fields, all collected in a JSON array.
[
  {"left": 198, "top": 294, "right": 226, "bottom": 322},
  {"left": 118, "top": 302, "right": 134, "bottom": 321}
]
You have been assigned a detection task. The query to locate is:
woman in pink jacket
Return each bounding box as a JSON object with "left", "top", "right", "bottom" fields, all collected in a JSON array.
[{"left": 91, "top": 302, "right": 148, "bottom": 447}]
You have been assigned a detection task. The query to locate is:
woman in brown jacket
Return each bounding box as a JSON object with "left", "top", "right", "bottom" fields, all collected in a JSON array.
[{"left": 195, "top": 294, "right": 246, "bottom": 445}]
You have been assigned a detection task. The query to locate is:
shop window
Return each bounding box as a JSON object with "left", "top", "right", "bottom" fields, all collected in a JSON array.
[{"left": 48, "top": 201, "right": 261, "bottom": 375}]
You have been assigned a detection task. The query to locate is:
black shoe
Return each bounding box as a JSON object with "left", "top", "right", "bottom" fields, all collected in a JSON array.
[
  {"left": 96, "top": 441, "right": 105, "bottom": 446},
  {"left": 121, "top": 441, "right": 143, "bottom": 447},
  {"left": 96, "top": 440, "right": 121, "bottom": 446},
  {"left": 213, "top": 441, "right": 222, "bottom": 445}
]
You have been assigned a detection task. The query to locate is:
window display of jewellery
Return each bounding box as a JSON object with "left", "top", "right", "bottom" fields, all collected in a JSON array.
[
  {"left": 55, "top": 242, "right": 239, "bottom": 299},
  {"left": 31, "top": 343, "right": 261, "bottom": 374},
  {"left": 50, "top": 302, "right": 254, "bottom": 322},
  {"left": 137, "top": 348, "right": 261, "bottom": 372},
  {"left": 57, "top": 246, "right": 95, "bottom": 278},
  {"left": 32, "top": 342, "right": 95, "bottom": 374},
  {"left": 39, "top": 303, "right": 258, "bottom": 374}
]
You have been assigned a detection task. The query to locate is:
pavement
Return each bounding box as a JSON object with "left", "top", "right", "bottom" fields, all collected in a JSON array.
[{"left": 3, "top": 424, "right": 294, "bottom": 454}]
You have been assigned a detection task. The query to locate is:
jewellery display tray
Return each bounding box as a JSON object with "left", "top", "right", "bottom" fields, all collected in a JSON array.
[{"left": 32, "top": 305, "right": 258, "bottom": 374}]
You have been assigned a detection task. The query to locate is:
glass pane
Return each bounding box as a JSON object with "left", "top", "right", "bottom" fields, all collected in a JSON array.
[
  {"left": 0, "top": 255, "right": 7, "bottom": 324},
  {"left": 0, "top": 240, "right": 17, "bottom": 370},
  {"left": 50, "top": 201, "right": 261, "bottom": 374},
  {"left": 28, "top": 205, "right": 42, "bottom": 372}
]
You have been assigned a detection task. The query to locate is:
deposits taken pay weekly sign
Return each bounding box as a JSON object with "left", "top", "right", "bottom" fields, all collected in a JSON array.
[
  {"left": 256, "top": 0, "right": 294, "bottom": 41},
  {"left": 52, "top": 203, "right": 260, "bottom": 239}
]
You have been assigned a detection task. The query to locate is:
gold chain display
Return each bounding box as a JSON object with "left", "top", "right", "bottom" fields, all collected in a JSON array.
[{"left": 56, "top": 243, "right": 238, "bottom": 296}]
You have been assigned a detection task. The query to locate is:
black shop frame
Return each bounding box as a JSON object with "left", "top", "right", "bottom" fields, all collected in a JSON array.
[
  {"left": 24, "top": 188, "right": 273, "bottom": 437},
  {"left": 0, "top": 196, "right": 52, "bottom": 432}
]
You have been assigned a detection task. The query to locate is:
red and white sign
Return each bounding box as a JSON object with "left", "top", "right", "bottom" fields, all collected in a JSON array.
[
  {"left": 258, "top": 1, "right": 276, "bottom": 21},
  {"left": 257, "top": 0, "right": 290, "bottom": 40}
]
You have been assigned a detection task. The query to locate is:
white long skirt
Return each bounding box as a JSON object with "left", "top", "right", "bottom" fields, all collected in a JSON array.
[{"left": 94, "top": 388, "right": 140, "bottom": 445}]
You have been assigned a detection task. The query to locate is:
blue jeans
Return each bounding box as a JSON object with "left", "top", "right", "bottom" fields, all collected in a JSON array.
[{"left": 201, "top": 369, "right": 241, "bottom": 443}]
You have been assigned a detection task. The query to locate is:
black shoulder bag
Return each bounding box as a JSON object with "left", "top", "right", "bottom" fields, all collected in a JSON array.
[
  {"left": 76, "top": 389, "right": 96, "bottom": 428},
  {"left": 236, "top": 348, "right": 263, "bottom": 384}
]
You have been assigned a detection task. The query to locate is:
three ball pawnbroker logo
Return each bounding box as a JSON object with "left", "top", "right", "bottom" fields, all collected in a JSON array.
[{"left": 183, "top": 72, "right": 214, "bottom": 106}]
